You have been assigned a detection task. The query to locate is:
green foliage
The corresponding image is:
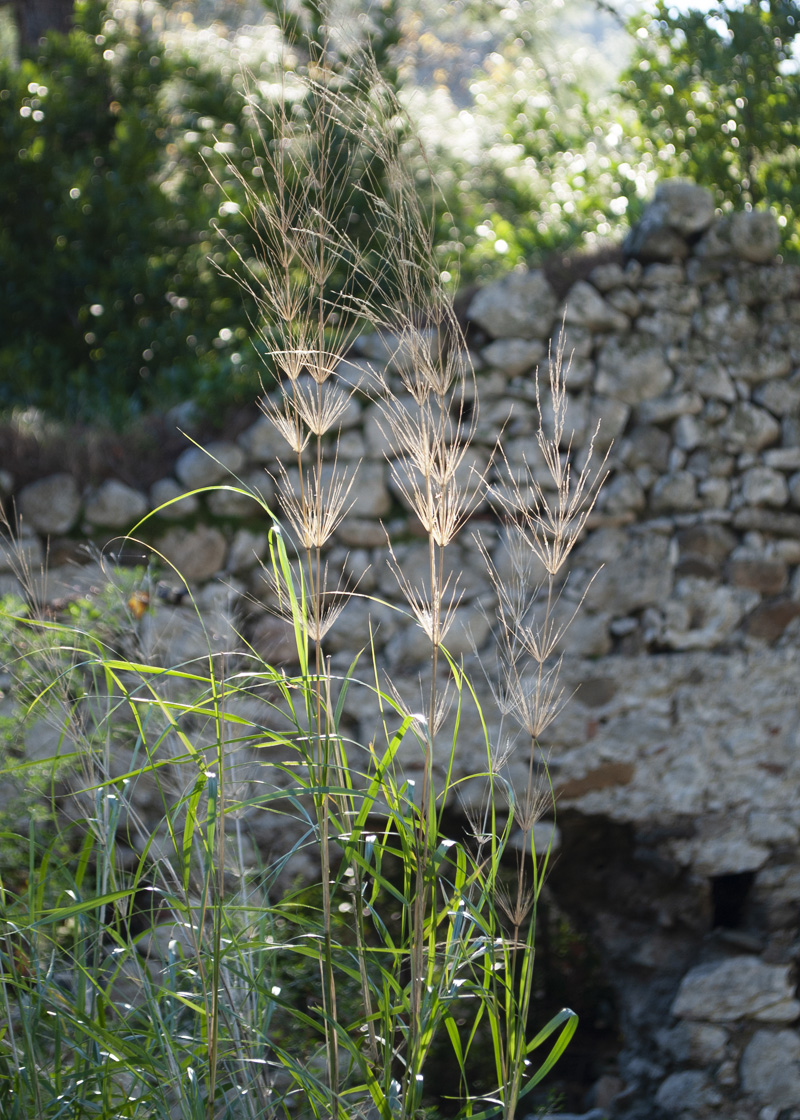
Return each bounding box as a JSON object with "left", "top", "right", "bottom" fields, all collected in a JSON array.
[
  {"left": 622, "top": 0, "right": 800, "bottom": 250},
  {"left": 9, "top": 0, "right": 800, "bottom": 428},
  {"left": 0, "top": 566, "right": 155, "bottom": 880},
  {"left": 430, "top": 53, "right": 654, "bottom": 284},
  {"left": 0, "top": 0, "right": 424, "bottom": 424},
  {"left": 0, "top": 0, "right": 261, "bottom": 422},
  {"left": 397, "top": 3, "right": 655, "bottom": 284},
  {"left": 0, "top": 523, "right": 577, "bottom": 1120}
]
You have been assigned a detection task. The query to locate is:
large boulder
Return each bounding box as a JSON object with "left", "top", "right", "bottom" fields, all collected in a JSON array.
[
  {"left": 625, "top": 180, "right": 715, "bottom": 262},
  {"left": 729, "top": 209, "right": 781, "bottom": 263},
  {"left": 17, "top": 473, "right": 81, "bottom": 535},
  {"left": 672, "top": 957, "right": 800, "bottom": 1023},
  {"left": 83, "top": 479, "right": 148, "bottom": 528},
  {"left": 467, "top": 270, "right": 557, "bottom": 340}
]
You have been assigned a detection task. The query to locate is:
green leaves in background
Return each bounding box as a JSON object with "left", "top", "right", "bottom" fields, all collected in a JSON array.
[
  {"left": 0, "top": 0, "right": 259, "bottom": 422},
  {"left": 4, "top": 0, "right": 800, "bottom": 425},
  {"left": 622, "top": 0, "right": 800, "bottom": 250}
]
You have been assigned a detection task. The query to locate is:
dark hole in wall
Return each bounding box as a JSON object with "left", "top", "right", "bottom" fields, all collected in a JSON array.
[
  {"left": 538, "top": 814, "right": 712, "bottom": 1113},
  {"left": 711, "top": 871, "right": 756, "bottom": 930},
  {"left": 417, "top": 809, "right": 622, "bottom": 1116}
]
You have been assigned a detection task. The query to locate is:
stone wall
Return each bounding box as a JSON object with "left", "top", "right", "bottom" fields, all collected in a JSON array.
[{"left": 4, "top": 180, "right": 800, "bottom": 1119}]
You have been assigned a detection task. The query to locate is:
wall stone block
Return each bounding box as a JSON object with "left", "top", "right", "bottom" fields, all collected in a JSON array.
[{"left": 18, "top": 473, "right": 81, "bottom": 534}]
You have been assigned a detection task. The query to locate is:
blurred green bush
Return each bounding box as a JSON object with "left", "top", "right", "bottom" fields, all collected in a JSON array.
[
  {"left": 622, "top": 0, "right": 800, "bottom": 252},
  {"left": 0, "top": 0, "right": 262, "bottom": 423}
]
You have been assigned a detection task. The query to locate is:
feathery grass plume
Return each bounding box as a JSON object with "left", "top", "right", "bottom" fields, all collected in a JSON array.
[
  {"left": 208, "top": 25, "right": 395, "bottom": 1104},
  {"left": 469, "top": 335, "right": 609, "bottom": 1117},
  {"left": 494, "top": 327, "right": 609, "bottom": 577}
]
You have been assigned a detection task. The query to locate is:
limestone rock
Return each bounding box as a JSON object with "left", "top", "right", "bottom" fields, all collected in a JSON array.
[
  {"left": 659, "top": 1021, "right": 728, "bottom": 1065},
  {"left": 467, "top": 270, "right": 557, "bottom": 340},
  {"left": 741, "top": 1029, "right": 800, "bottom": 1107},
  {"left": 347, "top": 462, "right": 394, "bottom": 519},
  {"left": 596, "top": 336, "right": 673, "bottom": 405},
  {"left": 83, "top": 479, "right": 148, "bottom": 528},
  {"left": 150, "top": 477, "right": 199, "bottom": 519},
  {"left": 552, "top": 610, "right": 612, "bottom": 657},
  {"left": 355, "top": 328, "right": 437, "bottom": 373},
  {"left": 691, "top": 833, "right": 770, "bottom": 875},
  {"left": 386, "top": 604, "right": 490, "bottom": 664},
  {"left": 728, "top": 556, "right": 787, "bottom": 595},
  {"left": 227, "top": 528, "right": 269, "bottom": 573},
  {"left": 754, "top": 378, "right": 800, "bottom": 416},
  {"left": 720, "top": 403, "right": 781, "bottom": 452},
  {"left": 693, "top": 358, "right": 737, "bottom": 403},
  {"left": 174, "top": 441, "right": 246, "bottom": 489},
  {"left": 625, "top": 180, "right": 715, "bottom": 262},
  {"left": 480, "top": 337, "right": 545, "bottom": 376},
  {"left": 729, "top": 263, "right": 800, "bottom": 304},
  {"left": 676, "top": 523, "right": 736, "bottom": 579},
  {"left": 730, "top": 210, "right": 781, "bottom": 263},
  {"left": 323, "top": 597, "right": 398, "bottom": 656},
  {"left": 550, "top": 321, "right": 594, "bottom": 359},
  {"left": 559, "top": 356, "right": 595, "bottom": 391},
  {"left": 693, "top": 301, "right": 760, "bottom": 346},
  {"left": 606, "top": 287, "right": 641, "bottom": 320},
  {"left": 388, "top": 450, "right": 484, "bottom": 515},
  {"left": 586, "top": 396, "right": 631, "bottom": 451},
  {"left": 727, "top": 347, "right": 791, "bottom": 385},
  {"left": 733, "top": 506, "right": 800, "bottom": 536},
  {"left": 237, "top": 415, "right": 293, "bottom": 464},
  {"left": 654, "top": 1070, "right": 719, "bottom": 1114},
  {"left": 672, "top": 414, "right": 702, "bottom": 452},
  {"left": 18, "top": 473, "right": 80, "bottom": 535},
  {"left": 622, "top": 426, "right": 671, "bottom": 472},
  {"left": 563, "top": 280, "right": 630, "bottom": 331},
  {"left": 279, "top": 461, "right": 391, "bottom": 522},
  {"left": 157, "top": 525, "right": 227, "bottom": 582},
  {"left": 490, "top": 524, "right": 549, "bottom": 589},
  {"left": 588, "top": 262, "right": 629, "bottom": 291},
  {"left": 649, "top": 471, "right": 698, "bottom": 513},
  {"left": 207, "top": 473, "right": 273, "bottom": 518},
  {"left": 672, "top": 957, "right": 800, "bottom": 1023},
  {"left": 639, "top": 279, "right": 699, "bottom": 314},
  {"left": 376, "top": 540, "right": 487, "bottom": 604},
  {"left": 599, "top": 470, "right": 646, "bottom": 517},
  {"left": 138, "top": 603, "right": 229, "bottom": 666},
  {"left": 641, "top": 262, "right": 687, "bottom": 288},
  {"left": 636, "top": 391, "right": 704, "bottom": 425},
  {"left": 582, "top": 530, "right": 673, "bottom": 615},
  {"left": 636, "top": 310, "right": 692, "bottom": 344},
  {"left": 660, "top": 579, "right": 757, "bottom": 650},
  {"left": 335, "top": 518, "right": 389, "bottom": 548},
  {"left": 332, "top": 355, "right": 382, "bottom": 393},
  {"left": 699, "top": 476, "right": 732, "bottom": 508},
  {"left": 0, "top": 530, "right": 43, "bottom": 574},
  {"left": 249, "top": 613, "right": 301, "bottom": 666},
  {"left": 746, "top": 598, "right": 800, "bottom": 642},
  {"left": 740, "top": 466, "right": 789, "bottom": 508},
  {"left": 763, "top": 449, "right": 800, "bottom": 472}
]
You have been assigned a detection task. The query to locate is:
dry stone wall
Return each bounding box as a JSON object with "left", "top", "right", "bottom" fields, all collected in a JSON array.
[{"left": 3, "top": 180, "right": 800, "bottom": 1119}]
